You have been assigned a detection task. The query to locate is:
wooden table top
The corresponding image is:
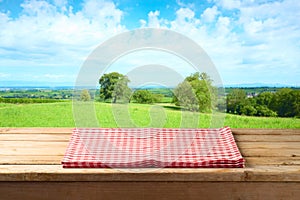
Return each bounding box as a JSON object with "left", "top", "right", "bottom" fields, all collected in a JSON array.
[{"left": 0, "top": 128, "right": 299, "bottom": 182}]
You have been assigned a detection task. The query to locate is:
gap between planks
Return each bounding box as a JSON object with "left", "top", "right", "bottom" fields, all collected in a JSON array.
[
  {"left": 1, "top": 156, "right": 300, "bottom": 166},
  {"left": 2, "top": 134, "right": 300, "bottom": 142},
  {"left": 1, "top": 128, "right": 300, "bottom": 135}
]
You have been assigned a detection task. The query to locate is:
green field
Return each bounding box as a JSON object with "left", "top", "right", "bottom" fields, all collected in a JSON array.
[{"left": 0, "top": 102, "right": 299, "bottom": 128}]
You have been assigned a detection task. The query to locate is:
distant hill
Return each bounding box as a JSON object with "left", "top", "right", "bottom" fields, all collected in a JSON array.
[
  {"left": 0, "top": 81, "right": 74, "bottom": 88},
  {"left": 224, "top": 83, "right": 298, "bottom": 88},
  {"left": 0, "top": 81, "right": 298, "bottom": 90}
]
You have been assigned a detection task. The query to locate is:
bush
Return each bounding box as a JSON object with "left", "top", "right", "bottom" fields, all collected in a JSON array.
[
  {"left": 240, "top": 105, "right": 257, "bottom": 116},
  {"left": 80, "top": 90, "right": 91, "bottom": 101},
  {"left": 255, "top": 105, "right": 277, "bottom": 117},
  {"left": 131, "top": 90, "right": 164, "bottom": 104},
  {"left": 226, "top": 88, "right": 299, "bottom": 118},
  {"left": 0, "top": 98, "right": 63, "bottom": 104}
]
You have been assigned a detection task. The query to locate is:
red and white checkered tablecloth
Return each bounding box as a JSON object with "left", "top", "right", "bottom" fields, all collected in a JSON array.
[{"left": 62, "top": 127, "right": 245, "bottom": 168}]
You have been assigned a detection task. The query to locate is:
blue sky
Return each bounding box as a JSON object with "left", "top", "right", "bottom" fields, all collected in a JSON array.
[{"left": 0, "top": 0, "right": 299, "bottom": 86}]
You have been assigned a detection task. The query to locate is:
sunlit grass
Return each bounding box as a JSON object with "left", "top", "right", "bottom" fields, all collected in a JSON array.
[{"left": 0, "top": 102, "right": 299, "bottom": 128}]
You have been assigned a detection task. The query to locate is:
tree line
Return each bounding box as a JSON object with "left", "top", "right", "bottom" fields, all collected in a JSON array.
[
  {"left": 98, "top": 71, "right": 215, "bottom": 112},
  {"left": 0, "top": 89, "right": 73, "bottom": 99},
  {"left": 98, "top": 72, "right": 299, "bottom": 118},
  {"left": 226, "top": 88, "right": 299, "bottom": 117},
  {"left": 98, "top": 72, "right": 169, "bottom": 104},
  {"left": 0, "top": 97, "right": 63, "bottom": 104}
]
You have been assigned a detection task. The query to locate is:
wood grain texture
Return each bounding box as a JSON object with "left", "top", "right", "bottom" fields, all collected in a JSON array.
[
  {"left": 0, "top": 165, "right": 300, "bottom": 182},
  {"left": 234, "top": 134, "right": 300, "bottom": 142},
  {"left": 1, "top": 156, "right": 300, "bottom": 166},
  {"left": 245, "top": 156, "right": 300, "bottom": 166},
  {"left": 1, "top": 128, "right": 300, "bottom": 183},
  {"left": 1, "top": 182, "right": 300, "bottom": 200},
  {"left": 0, "top": 133, "right": 70, "bottom": 141},
  {"left": 232, "top": 129, "right": 300, "bottom": 135},
  {"left": 0, "top": 128, "right": 73, "bottom": 134}
]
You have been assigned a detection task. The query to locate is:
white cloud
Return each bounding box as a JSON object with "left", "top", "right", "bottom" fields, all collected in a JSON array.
[
  {"left": 175, "top": 8, "right": 195, "bottom": 24},
  {"left": 52, "top": 0, "right": 68, "bottom": 7},
  {"left": 138, "top": 0, "right": 299, "bottom": 84},
  {"left": 82, "top": 0, "right": 123, "bottom": 29},
  {"left": 139, "top": 19, "right": 147, "bottom": 28},
  {"left": 148, "top": 10, "right": 161, "bottom": 28},
  {"left": 0, "top": 0, "right": 126, "bottom": 69},
  {"left": 213, "top": 0, "right": 241, "bottom": 10},
  {"left": 51, "top": 0, "right": 68, "bottom": 12},
  {"left": 201, "top": 6, "right": 219, "bottom": 22},
  {"left": 140, "top": 10, "right": 170, "bottom": 28},
  {"left": 0, "top": 0, "right": 299, "bottom": 85},
  {"left": 176, "top": 0, "right": 195, "bottom": 9},
  {"left": 243, "top": 18, "right": 263, "bottom": 35},
  {"left": 170, "top": 8, "right": 201, "bottom": 33},
  {"left": 238, "top": 0, "right": 300, "bottom": 71},
  {"left": 215, "top": 16, "right": 232, "bottom": 37}
]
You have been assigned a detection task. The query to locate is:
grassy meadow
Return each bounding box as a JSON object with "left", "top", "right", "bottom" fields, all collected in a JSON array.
[{"left": 0, "top": 102, "right": 299, "bottom": 128}]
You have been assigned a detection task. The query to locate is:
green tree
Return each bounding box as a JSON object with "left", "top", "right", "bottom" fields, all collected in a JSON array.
[
  {"left": 80, "top": 89, "right": 91, "bottom": 101},
  {"left": 99, "top": 72, "right": 131, "bottom": 103},
  {"left": 240, "top": 104, "right": 257, "bottom": 116},
  {"left": 131, "top": 90, "right": 164, "bottom": 104},
  {"left": 173, "top": 72, "right": 215, "bottom": 112},
  {"left": 270, "top": 89, "right": 300, "bottom": 117},
  {"left": 173, "top": 81, "right": 199, "bottom": 111},
  {"left": 255, "top": 105, "right": 277, "bottom": 117},
  {"left": 112, "top": 76, "right": 131, "bottom": 103},
  {"left": 152, "top": 93, "right": 164, "bottom": 103},
  {"left": 226, "top": 88, "right": 299, "bottom": 118},
  {"left": 254, "top": 92, "right": 277, "bottom": 117},
  {"left": 132, "top": 90, "right": 154, "bottom": 104},
  {"left": 226, "top": 89, "right": 247, "bottom": 114},
  {"left": 291, "top": 90, "right": 300, "bottom": 117},
  {"left": 256, "top": 92, "right": 274, "bottom": 107}
]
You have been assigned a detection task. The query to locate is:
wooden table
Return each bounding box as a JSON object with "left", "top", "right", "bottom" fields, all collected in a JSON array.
[{"left": 0, "top": 128, "right": 299, "bottom": 200}]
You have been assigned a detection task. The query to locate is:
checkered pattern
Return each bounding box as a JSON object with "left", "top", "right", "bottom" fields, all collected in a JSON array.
[{"left": 62, "top": 127, "right": 245, "bottom": 168}]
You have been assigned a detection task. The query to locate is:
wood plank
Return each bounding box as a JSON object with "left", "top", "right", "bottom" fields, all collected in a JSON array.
[
  {"left": 1, "top": 140, "right": 300, "bottom": 157},
  {"left": 3, "top": 140, "right": 300, "bottom": 149},
  {"left": 238, "top": 142, "right": 300, "bottom": 149},
  {"left": 234, "top": 134, "right": 300, "bottom": 142},
  {"left": 0, "top": 165, "right": 300, "bottom": 182},
  {"left": 0, "top": 128, "right": 73, "bottom": 134},
  {"left": 1, "top": 152, "right": 300, "bottom": 166},
  {"left": 245, "top": 157, "right": 300, "bottom": 166},
  {"left": 0, "top": 141, "right": 68, "bottom": 148},
  {"left": 232, "top": 129, "right": 300, "bottom": 135},
  {"left": 2, "top": 147, "right": 299, "bottom": 159},
  {"left": 0, "top": 134, "right": 70, "bottom": 141},
  {"left": 0, "top": 156, "right": 63, "bottom": 165},
  {"left": 240, "top": 148, "right": 300, "bottom": 157},
  {"left": 2, "top": 139, "right": 299, "bottom": 150},
  {"left": 243, "top": 165, "right": 300, "bottom": 181},
  {"left": 1, "top": 133, "right": 300, "bottom": 143},
  {"left": 1, "top": 182, "right": 300, "bottom": 200},
  {"left": 0, "top": 146, "right": 66, "bottom": 156},
  {"left": 1, "top": 128, "right": 300, "bottom": 184},
  {"left": 2, "top": 138, "right": 300, "bottom": 150},
  {"left": 0, "top": 165, "right": 245, "bottom": 182},
  {"left": 1, "top": 128, "right": 299, "bottom": 135},
  {"left": 1, "top": 156, "right": 300, "bottom": 166}
]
